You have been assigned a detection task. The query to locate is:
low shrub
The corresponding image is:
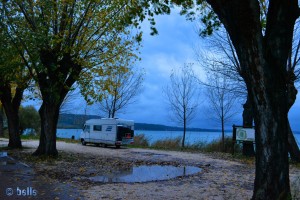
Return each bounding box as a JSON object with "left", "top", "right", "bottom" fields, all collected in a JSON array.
[
  {"left": 133, "top": 134, "right": 150, "bottom": 147},
  {"left": 187, "top": 141, "right": 209, "bottom": 150},
  {"left": 203, "top": 136, "right": 242, "bottom": 153},
  {"left": 151, "top": 137, "right": 181, "bottom": 149},
  {"left": 184, "top": 136, "right": 243, "bottom": 154}
]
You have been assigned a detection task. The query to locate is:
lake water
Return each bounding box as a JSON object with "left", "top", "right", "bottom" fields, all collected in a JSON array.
[{"left": 57, "top": 129, "right": 300, "bottom": 147}]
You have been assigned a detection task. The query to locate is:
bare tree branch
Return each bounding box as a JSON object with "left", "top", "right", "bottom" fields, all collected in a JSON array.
[{"left": 163, "top": 63, "right": 200, "bottom": 147}]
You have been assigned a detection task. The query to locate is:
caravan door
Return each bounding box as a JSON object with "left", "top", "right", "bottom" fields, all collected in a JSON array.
[
  {"left": 90, "top": 125, "right": 102, "bottom": 143},
  {"left": 83, "top": 125, "right": 91, "bottom": 142}
]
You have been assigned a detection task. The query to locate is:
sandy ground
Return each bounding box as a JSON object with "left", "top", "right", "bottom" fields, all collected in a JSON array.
[{"left": 1, "top": 139, "right": 300, "bottom": 200}]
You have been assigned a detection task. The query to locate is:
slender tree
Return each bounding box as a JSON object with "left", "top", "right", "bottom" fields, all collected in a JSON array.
[
  {"left": 164, "top": 64, "right": 199, "bottom": 148},
  {"left": 96, "top": 66, "right": 144, "bottom": 118},
  {"left": 205, "top": 72, "right": 239, "bottom": 152},
  {"left": 59, "top": 85, "right": 81, "bottom": 115}
]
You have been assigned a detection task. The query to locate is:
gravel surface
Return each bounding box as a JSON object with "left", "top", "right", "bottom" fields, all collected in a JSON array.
[{"left": 1, "top": 139, "right": 299, "bottom": 200}]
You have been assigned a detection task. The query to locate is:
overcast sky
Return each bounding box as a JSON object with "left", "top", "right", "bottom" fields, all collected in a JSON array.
[
  {"left": 85, "top": 10, "right": 300, "bottom": 131},
  {"left": 89, "top": 10, "right": 223, "bottom": 129},
  {"left": 25, "top": 9, "right": 300, "bottom": 131}
]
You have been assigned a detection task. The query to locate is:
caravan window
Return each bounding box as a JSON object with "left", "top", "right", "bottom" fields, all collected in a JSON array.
[
  {"left": 106, "top": 126, "right": 113, "bottom": 131},
  {"left": 93, "top": 125, "right": 102, "bottom": 131},
  {"left": 84, "top": 125, "right": 90, "bottom": 133}
]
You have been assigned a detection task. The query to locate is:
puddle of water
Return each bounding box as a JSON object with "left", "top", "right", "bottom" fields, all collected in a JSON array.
[
  {"left": 0, "top": 152, "right": 7, "bottom": 157},
  {"left": 0, "top": 161, "right": 7, "bottom": 165},
  {"left": 89, "top": 165, "right": 201, "bottom": 183},
  {"left": 0, "top": 160, "right": 16, "bottom": 166}
]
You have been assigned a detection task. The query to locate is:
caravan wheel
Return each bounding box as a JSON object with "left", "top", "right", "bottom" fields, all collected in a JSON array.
[{"left": 81, "top": 139, "right": 86, "bottom": 146}]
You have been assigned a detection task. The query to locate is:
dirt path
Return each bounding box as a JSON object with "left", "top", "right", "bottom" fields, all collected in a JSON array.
[{"left": 1, "top": 139, "right": 299, "bottom": 200}]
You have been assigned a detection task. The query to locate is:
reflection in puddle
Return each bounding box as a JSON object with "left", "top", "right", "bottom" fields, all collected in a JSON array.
[
  {"left": 0, "top": 152, "right": 8, "bottom": 157},
  {"left": 0, "top": 161, "right": 7, "bottom": 165},
  {"left": 90, "top": 165, "right": 201, "bottom": 183}
]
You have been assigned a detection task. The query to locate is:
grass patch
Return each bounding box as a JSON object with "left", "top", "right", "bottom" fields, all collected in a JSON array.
[
  {"left": 201, "top": 136, "right": 238, "bottom": 153},
  {"left": 131, "top": 134, "right": 150, "bottom": 147},
  {"left": 185, "top": 136, "right": 242, "bottom": 153},
  {"left": 0, "top": 146, "right": 12, "bottom": 151},
  {"left": 57, "top": 137, "right": 79, "bottom": 144},
  {"left": 20, "top": 134, "right": 40, "bottom": 140},
  {"left": 130, "top": 135, "right": 244, "bottom": 154},
  {"left": 151, "top": 137, "right": 181, "bottom": 150},
  {"left": 20, "top": 135, "right": 79, "bottom": 144}
]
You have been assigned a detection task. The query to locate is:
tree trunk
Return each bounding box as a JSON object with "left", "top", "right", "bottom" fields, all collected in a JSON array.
[
  {"left": 242, "top": 95, "right": 253, "bottom": 128},
  {"left": 252, "top": 97, "right": 290, "bottom": 200},
  {"left": 206, "top": 1, "right": 298, "bottom": 199},
  {"left": 182, "top": 108, "right": 186, "bottom": 148},
  {"left": 242, "top": 95, "right": 255, "bottom": 156},
  {"left": 0, "top": 85, "right": 23, "bottom": 148},
  {"left": 182, "top": 120, "right": 186, "bottom": 148},
  {"left": 221, "top": 112, "right": 225, "bottom": 152},
  {"left": 242, "top": 91, "right": 300, "bottom": 160},
  {"left": 287, "top": 121, "right": 300, "bottom": 162},
  {"left": 32, "top": 50, "right": 82, "bottom": 156},
  {"left": 286, "top": 71, "right": 300, "bottom": 162},
  {"left": 32, "top": 102, "right": 60, "bottom": 156},
  {"left": 0, "top": 106, "right": 4, "bottom": 137},
  {"left": 5, "top": 105, "right": 22, "bottom": 148}
]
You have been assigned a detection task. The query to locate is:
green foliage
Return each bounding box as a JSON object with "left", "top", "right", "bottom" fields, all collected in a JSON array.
[
  {"left": 0, "top": 22, "right": 31, "bottom": 96},
  {"left": 19, "top": 106, "right": 40, "bottom": 135},
  {"left": 1, "top": 0, "right": 146, "bottom": 106}
]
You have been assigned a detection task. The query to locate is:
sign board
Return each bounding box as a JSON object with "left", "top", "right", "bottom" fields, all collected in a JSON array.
[{"left": 236, "top": 127, "right": 255, "bottom": 141}]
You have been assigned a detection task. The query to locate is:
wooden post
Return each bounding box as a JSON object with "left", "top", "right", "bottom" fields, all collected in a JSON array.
[{"left": 232, "top": 124, "right": 236, "bottom": 155}]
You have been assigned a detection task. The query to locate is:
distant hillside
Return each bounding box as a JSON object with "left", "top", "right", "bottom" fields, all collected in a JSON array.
[
  {"left": 58, "top": 114, "right": 219, "bottom": 132},
  {"left": 134, "top": 123, "right": 219, "bottom": 132},
  {"left": 58, "top": 114, "right": 101, "bottom": 129}
]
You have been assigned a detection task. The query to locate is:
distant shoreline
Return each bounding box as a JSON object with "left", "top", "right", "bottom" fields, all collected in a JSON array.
[
  {"left": 57, "top": 123, "right": 223, "bottom": 132},
  {"left": 57, "top": 114, "right": 300, "bottom": 133}
]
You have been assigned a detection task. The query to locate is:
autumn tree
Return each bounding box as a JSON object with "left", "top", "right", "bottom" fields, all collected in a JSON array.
[
  {"left": 0, "top": 25, "right": 31, "bottom": 148},
  {"left": 164, "top": 64, "right": 200, "bottom": 148},
  {"left": 19, "top": 105, "right": 40, "bottom": 136},
  {"left": 96, "top": 66, "right": 144, "bottom": 118},
  {"left": 1, "top": 0, "right": 143, "bottom": 156},
  {"left": 81, "top": 58, "right": 144, "bottom": 118}
]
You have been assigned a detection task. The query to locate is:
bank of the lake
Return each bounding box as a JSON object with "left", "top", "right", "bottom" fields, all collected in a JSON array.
[{"left": 57, "top": 129, "right": 300, "bottom": 147}]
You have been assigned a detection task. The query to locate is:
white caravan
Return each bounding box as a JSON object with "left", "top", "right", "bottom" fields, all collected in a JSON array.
[{"left": 80, "top": 118, "right": 134, "bottom": 148}]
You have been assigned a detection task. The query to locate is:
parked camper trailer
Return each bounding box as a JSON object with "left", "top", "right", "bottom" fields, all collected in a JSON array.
[{"left": 80, "top": 118, "right": 134, "bottom": 148}]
